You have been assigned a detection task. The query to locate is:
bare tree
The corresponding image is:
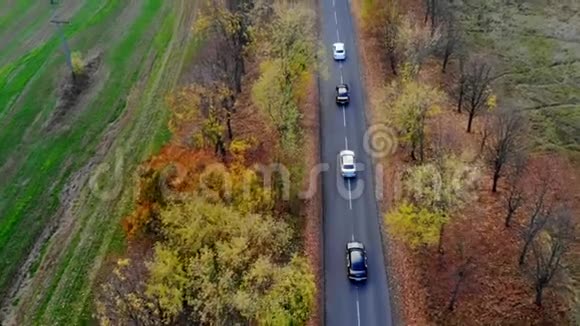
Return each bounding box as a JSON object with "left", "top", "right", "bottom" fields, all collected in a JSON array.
[
  {"left": 447, "top": 239, "right": 474, "bottom": 311},
  {"left": 439, "top": 6, "right": 462, "bottom": 73},
  {"left": 503, "top": 159, "right": 527, "bottom": 227},
  {"left": 383, "top": 10, "right": 400, "bottom": 76},
  {"left": 519, "top": 175, "right": 552, "bottom": 266},
  {"left": 455, "top": 56, "right": 467, "bottom": 113},
  {"left": 528, "top": 207, "right": 576, "bottom": 306},
  {"left": 484, "top": 107, "right": 527, "bottom": 193},
  {"left": 195, "top": 2, "right": 249, "bottom": 94},
  {"left": 424, "top": 0, "right": 448, "bottom": 35},
  {"left": 478, "top": 113, "right": 492, "bottom": 155},
  {"left": 463, "top": 60, "right": 493, "bottom": 133}
]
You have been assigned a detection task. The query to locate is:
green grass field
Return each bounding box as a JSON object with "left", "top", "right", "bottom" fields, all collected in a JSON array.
[
  {"left": 0, "top": 0, "right": 197, "bottom": 323},
  {"left": 459, "top": 0, "right": 580, "bottom": 159}
]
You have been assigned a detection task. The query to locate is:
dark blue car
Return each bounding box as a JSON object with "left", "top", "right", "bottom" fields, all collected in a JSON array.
[{"left": 346, "top": 241, "right": 368, "bottom": 282}]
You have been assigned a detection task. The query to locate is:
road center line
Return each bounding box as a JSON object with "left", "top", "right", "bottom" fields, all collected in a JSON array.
[
  {"left": 356, "top": 288, "right": 361, "bottom": 326},
  {"left": 336, "top": 29, "right": 340, "bottom": 42},
  {"left": 347, "top": 179, "right": 352, "bottom": 210},
  {"left": 334, "top": 11, "right": 338, "bottom": 24},
  {"left": 351, "top": 234, "right": 355, "bottom": 241},
  {"left": 345, "top": 136, "right": 348, "bottom": 149},
  {"left": 342, "top": 106, "right": 346, "bottom": 127},
  {"left": 332, "top": 0, "right": 335, "bottom": 7}
]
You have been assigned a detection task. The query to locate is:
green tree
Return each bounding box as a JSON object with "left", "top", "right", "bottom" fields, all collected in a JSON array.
[{"left": 387, "top": 69, "right": 443, "bottom": 161}]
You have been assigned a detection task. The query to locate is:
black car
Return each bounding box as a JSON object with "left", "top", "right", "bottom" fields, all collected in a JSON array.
[
  {"left": 346, "top": 241, "right": 367, "bottom": 282},
  {"left": 336, "top": 84, "right": 350, "bottom": 104}
]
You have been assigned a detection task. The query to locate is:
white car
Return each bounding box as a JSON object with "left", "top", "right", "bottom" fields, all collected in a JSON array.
[
  {"left": 333, "top": 42, "right": 346, "bottom": 60},
  {"left": 339, "top": 150, "right": 356, "bottom": 177}
]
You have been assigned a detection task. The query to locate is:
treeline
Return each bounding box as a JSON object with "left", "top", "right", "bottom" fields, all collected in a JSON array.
[
  {"left": 361, "top": 0, "right": 578, "bottom": 319},
  {"left": 95, "top": 1, "right": 319, "bottom": 324}
]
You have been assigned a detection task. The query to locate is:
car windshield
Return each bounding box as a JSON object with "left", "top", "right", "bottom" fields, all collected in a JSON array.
[
  {"left": 336, "top": 49, "right": 344, "bottom": 53},
  {"left": 343, "top": 164, "right": 355, "bottom": 170},
  {"left": 350, "top": 250, "right": 365, "bottom": 270}
]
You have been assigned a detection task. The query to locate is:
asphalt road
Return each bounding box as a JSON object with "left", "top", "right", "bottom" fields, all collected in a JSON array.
[{"left": 319, "top": 0, "right": 395, "bottom": 325}]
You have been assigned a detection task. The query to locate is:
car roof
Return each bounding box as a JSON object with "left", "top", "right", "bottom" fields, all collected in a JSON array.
[
  {"left": 342, "top": 155, "right": 354, "bottom": 165},
  {"left": 350, "top": 250, "right": 365, "bottom": 268},
  {"left": 340, "top": 150, "right": 355, "bottom": 157},
  {"left": 333, "top": 42, "right": 345, "bottom": 50},
  {"left": 347, "top": 241, "right": 365, "bottom": 250}
]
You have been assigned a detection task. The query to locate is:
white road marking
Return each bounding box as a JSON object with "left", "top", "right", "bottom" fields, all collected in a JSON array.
[
  {"left": 345, "top": 136, "right": 348, "bottom": 149},
  {"left": 342, "top": 106, "right": 346, "bottom": 126},
  {"left": 333, "top": 0, "right": 335, "bottom": 6},
  {"left": 347, "top": 179, "right": 352, "bottom": 210},
  {"left": 351, "top": 234, "right": 355, "bottom": 241},
  {"left": 336, "top": 29, "right": 340, "bottom": 41},
  {"left": 356, "top": 289, "right": 361, "bottom": 326},
  {"left": 334, "top": 11, "right": 338, "bottom": 24}
]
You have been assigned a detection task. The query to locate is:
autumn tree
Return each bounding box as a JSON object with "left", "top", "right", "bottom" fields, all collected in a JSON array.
[
  {"left": 386, "top": 201, "right": 447, "bottom": 247},
  {"left": 71, "top": 51, "right": 86, "bottom": 77},
  {"left": 406, "top": 155, "right": 478, "bottom": 252},
  {"left": 97, "top": 256, "right": 166, "bottom": 325},
  {"left": 123, "top": 167, "right": 166, "bottom": 237},
  {"left": 194, "top": 0, "right": 251, "bottom": 94},
  {"left": 252, "top": 3, "right": 317, "bottom": 151},
  {"left": 484, "top": 107, "right": 527, "bottom": 192},
  {"left": 145, "top": 198, "right": 315, "bottom": 324},
  {"left": 197, "top": 161, "right": 275, "bottom": 215},
  {"left": 380, "top": 4, "right": 402, "bottom": 75},
  {"left": 379, "top": 5, "right": 439, "bottom": 75},
  {"left": 461, "top": 59, "right": 494, "bottom": 132},
  {"left": 168, "top": 83, "right": 235, "bottom": 156},
  {"left": 387, "top": 155, "right": 479, "bottom": 250},
  {"left": 397, "top": 17, "right": 441, "bottom": 71},
  {"left": 387, "top": 69, "right": 443, "bottom": 161},
  {"left": 528, "top": 207, "right": 576, "bottom": 306}
]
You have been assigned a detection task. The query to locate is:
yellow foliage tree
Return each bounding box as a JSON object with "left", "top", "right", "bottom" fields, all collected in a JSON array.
[
  {"left": 386, "top": 201, "right": 448, "bottom": 248},
  {"left": 388, "top": 155, "right": 479, "bottom": 250},
  {"left": 386, "top": 69, "right": 443, "bottom": 161},
  {"left": 143, "top": 198, "right": 314, "bottom": 324},
  {"left": 167, "top": 83, "right": 233, "bottom": 155},
  {"left": 71, "top": 51, "right": 85, "bottom": 76}
]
